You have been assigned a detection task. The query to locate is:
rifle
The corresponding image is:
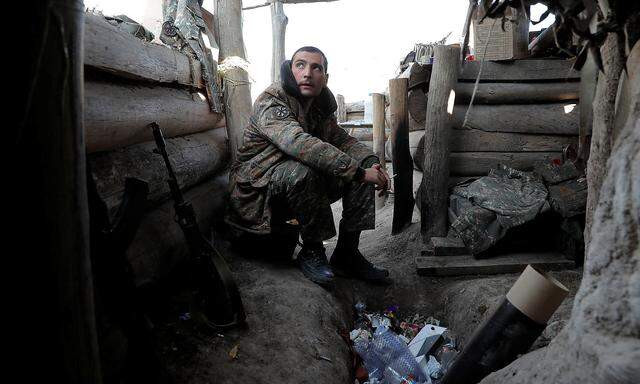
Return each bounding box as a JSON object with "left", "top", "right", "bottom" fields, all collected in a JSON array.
[{"left": 150, "top": 122, "right": 246, "bottom": 328}]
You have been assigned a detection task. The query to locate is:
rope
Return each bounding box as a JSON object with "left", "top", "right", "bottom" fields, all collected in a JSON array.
[{"left": 462, "top": 17, "right": 497, "bottom": 128}]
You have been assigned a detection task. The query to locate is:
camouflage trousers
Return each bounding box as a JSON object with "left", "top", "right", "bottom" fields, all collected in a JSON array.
[{"left": 268, "top": 159, "right": 376, "bottom": 243}]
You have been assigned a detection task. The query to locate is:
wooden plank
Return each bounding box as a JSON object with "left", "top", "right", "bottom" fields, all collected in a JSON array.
[
  {"left": 336, "top": 94, "right": 347, "bottom": 122},
  {"left": 455, "top": 82, "right": 579, "bottom": 104},
  {"left": 416, "top": 252, "right": 574, "bottom": 276},
  {"left": 84, "top": 13, "right": 202, "bottom": 88},
  {"left": 449, "top": 152, "right": 563, "bottom": 176},
  {"left": 85, "top": 81, "right": 225, "bottom": 153},
  {"left": 346, "top": 111, "right": 365, "bottom": 121},
  {"left": 430, "top": 237, "right": 468, "bottom": 256},
  {"left": 459, "top": 59, "right": 579, "bottom": 82},
  {"left": 89, "top": 128, "right": 229, "bottom": 216},
  {"left": 452, "top": 103, "right": 579, "bottom": 135}
]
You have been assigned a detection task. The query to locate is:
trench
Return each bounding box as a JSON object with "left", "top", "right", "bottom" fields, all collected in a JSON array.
[{"left": 147, "top": 190, "right": 582, "bottom": 384}]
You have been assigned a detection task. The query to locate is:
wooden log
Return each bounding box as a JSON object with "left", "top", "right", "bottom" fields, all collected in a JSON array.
[
  {"left": 408, "top": 89, "right": 428, "bottom": 124},
  {"left": 127, "top": 173, "right": 229, "bottom": 287},
  {"left": 411, "top": 131, "right": 576, "bottom": 171},
  {"left": 216, "top": 0, "right": 252, "bottom": 162},
  {"left": 373, "top": 93, "right": 387, "bottom": 209},
  {"left": 336, "top": 94, "right": 347, "bottom": 122},
  {"left": 449, "top": 152, "right": 563, "bottom": 176},
  {"left": 420, "top": 45, "right": 460, "bottom": 240},
  {"left": 459, "top": 59, "right": 579, "bottom": 82},
  {"left": 389, "top": 78, "right": 414, "bottom": 234},
  {"left": 452, "top": 103, "right": 579, "bottom": 135},
  {"left": 84, "top": 13, "right": 202, "bottom": 88},
  {"left": 408, "top": 63, "right": 432, "bottom": 90},
  {"left": 455, "top": 82, "right": 580, "bottom": 104},
  {"left": 84, "top": 81, "right": 225, "bottom": 153},
  {"left": 90, "top": 128, "right": 229, "bottom": 216},
  {"left": 270, "top": 0, "right": 288, "bottom": 83}
]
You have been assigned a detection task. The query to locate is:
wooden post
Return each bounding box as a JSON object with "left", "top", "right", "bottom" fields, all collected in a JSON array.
[
  {"left": 215, "top": 0, "right": 252, "bottom": 162},
  {"left": 420, "top": 44, "right": 460, "bottom": 242},
  {"left": 15, "top": 1, "right": 102, "bottom": 382},
  {"left": 372, "top": 92, "right": 387, "bottom": 209},
  {"left": 389, "top": 78, "right": 413, "bottom": 234},
  {"left": 271, "top": 0, "right": 288, "bottom": 83},
  {"left": 336, "top": 94, "right": 346, "bottom": 122}
]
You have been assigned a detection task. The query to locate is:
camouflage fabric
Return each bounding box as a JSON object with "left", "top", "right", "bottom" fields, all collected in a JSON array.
[
  {"left": 448, "top": 165, "right": 549, "bottom": 254},
  {"left": 226, "top": 82, "right": 378, "bottom": 236},
  {"left": 268, "top": 159, "right": 376, "bottom": 242},
  {"left": 161, "top": 0, "right": 222, "bottom": 112}
]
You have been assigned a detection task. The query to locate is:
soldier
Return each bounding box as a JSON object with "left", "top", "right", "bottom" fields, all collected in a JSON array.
[{"left": 226, "top": 46, "right": 391, "bottom": 286}]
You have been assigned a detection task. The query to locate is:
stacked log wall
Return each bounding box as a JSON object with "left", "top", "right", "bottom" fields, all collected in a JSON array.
[
  {"left": 84, "top": 12, "right": 229, "bottom": 286},
  {"left": 413, "top": 59, "right": 581, "bottom": 177}
]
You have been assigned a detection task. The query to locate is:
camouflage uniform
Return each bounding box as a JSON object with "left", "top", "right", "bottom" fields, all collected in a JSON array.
[{"left": 226, "top": 82, "right": 379, "bottom": 243}]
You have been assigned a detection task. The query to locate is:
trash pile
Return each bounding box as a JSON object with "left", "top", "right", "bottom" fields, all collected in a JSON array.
[{"left": 349, "top": 303, "right": 458, "bottom": 384}]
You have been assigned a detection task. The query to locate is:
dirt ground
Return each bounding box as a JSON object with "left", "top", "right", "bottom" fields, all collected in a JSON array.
[{"left": 155, "top": 169, "right": 583, "bottom": 383}]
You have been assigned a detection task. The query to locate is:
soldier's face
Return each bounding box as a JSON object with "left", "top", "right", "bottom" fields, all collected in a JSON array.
[{"left": 291, "top": 51, "right": 328, "bottom": 98}]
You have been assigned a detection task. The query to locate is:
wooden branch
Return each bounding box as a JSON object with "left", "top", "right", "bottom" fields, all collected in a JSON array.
[
  {"left": 127, "top": 173, "right": 229, "bottom": 287},
  {"left": 216, "top": 0, "right": 253, "bottom": 162},
  {"left": 420, "top": 45, "right": 460, "bottom": 240},
  {"left": 452, "top": 103, "right": 579, "bottom": 135},
  {"left": 389, "top": 78, "right": 413, "bottom": 234},
  {"left": 271, "top": 1, "right": 288, "bottom": 83},
  {"left": 84, "top": 81, "right": 225, "bottom": 153},
  {"left": 84, "top": 13, "right": 203, "bottom": 88},
  {"left": 459, "top": 59, "right": 579, "bottom": 82},
  {"left": 90, "top": 128, "right": 229, "bottom": 216},
  {"left": 455, "top": 82, "right": 579, "bottom": 104},
  {"left": 449, "top": 152, "right": 563, "bottom": 176}
]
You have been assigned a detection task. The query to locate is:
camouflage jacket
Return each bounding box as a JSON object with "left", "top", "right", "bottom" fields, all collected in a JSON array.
[{"left": 226, "top": 82, "right": 377, "bottom": 234}]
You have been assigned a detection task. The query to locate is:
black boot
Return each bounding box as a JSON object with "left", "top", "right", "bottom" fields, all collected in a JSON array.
[
  {"left": 297, "top": 243, "right": 334, "bottom": 286},
  {"left": 330, "top": 229, "right": 390, "bottom": 284}
]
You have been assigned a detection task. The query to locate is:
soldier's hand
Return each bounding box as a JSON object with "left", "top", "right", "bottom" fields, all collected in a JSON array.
[{"left": 363, "top": 164, "right": 391, "bottom": 196}]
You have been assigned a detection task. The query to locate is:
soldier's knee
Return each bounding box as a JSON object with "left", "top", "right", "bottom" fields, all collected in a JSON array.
[{"left": 288, "top": 162, "right": 322, "bottom": 190}]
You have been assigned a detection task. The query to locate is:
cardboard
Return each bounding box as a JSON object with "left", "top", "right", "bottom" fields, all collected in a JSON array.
[{"left": 506, "top": 265, "right": 569, "bottom": 324}]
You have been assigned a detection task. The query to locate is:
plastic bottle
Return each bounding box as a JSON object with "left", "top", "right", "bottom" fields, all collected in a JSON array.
[{"left": 371, "top": 326, "right": 428, "bottom": 382}]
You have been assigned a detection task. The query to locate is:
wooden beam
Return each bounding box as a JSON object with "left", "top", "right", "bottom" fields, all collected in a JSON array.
[
  {"left": 84, "top": 81, "right": 225, "bottom": 153},
  {"left": 416, "top": 252, "right": 574, "bottom": 276},
  {"left": 270, "top": 1, "right": 288, "bottom": 83},
  {"left": 459, "top": 59, "right": 579, "bottom": 82},
  {"left": 90, "top": 128, "right": 229, "bottom": 216},
  {"left": 389, "top": 78, "right": 413, "bottom": 234},
  {"left": 346, "top": 101, "right": 364, "bottom": 113},
  {"left": 449, "top": 152, "right": 563, "bottom": 176},
  {"left": 452, "top": 103, "right": 579, "bottom": 135},
  {"left": 216, "top": 0, "right": 253, "bottom": 162},
  {"left": 84, "top": 13, "right": 202, "bottom": 88},
  {"left": 420, "top": 45, "right": 460, "bottom": 240},
  {"left": 127, "top": 173, "right": 229, "bottom": 287},
  {"left": 455, "top": 82, "right": 579, "bottom": 104}
]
